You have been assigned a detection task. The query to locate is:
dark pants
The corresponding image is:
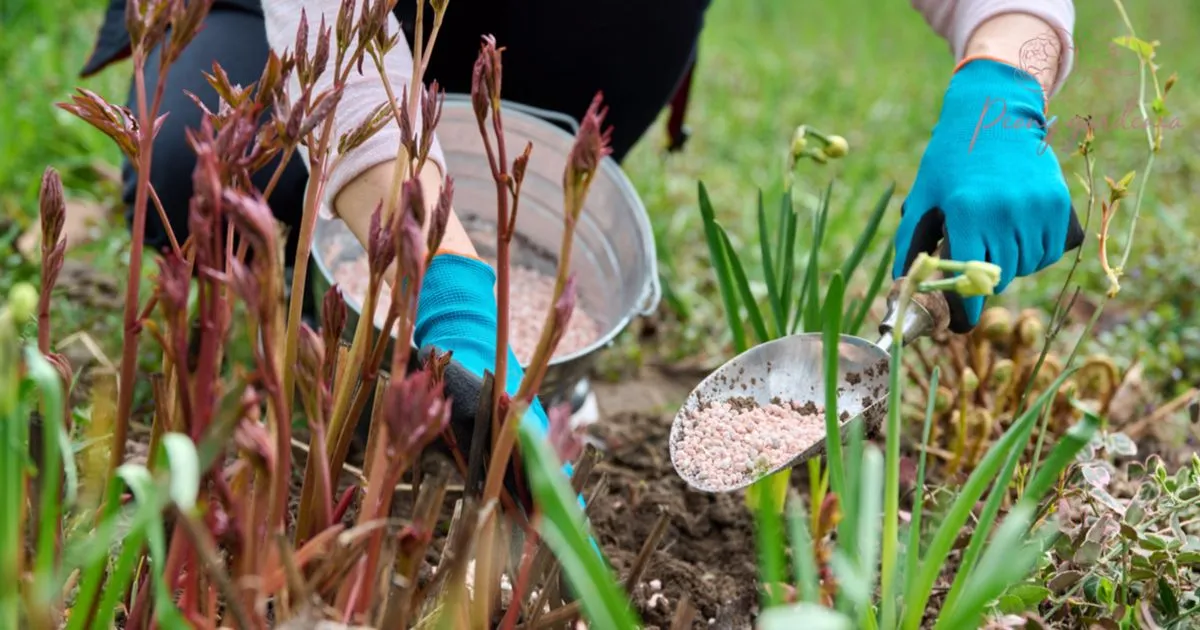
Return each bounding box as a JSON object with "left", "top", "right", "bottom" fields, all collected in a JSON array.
[{"left": 86, "top": 1, "right": 710, "bottom": 259}]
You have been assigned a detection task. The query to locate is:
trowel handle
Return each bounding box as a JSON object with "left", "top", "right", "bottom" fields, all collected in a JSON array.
[
  {"left": 876, "top": 279, "right": 951, "bottom": 350},
  {"left": 896, "top": 205, "right": 1086, "bottom": 334}
]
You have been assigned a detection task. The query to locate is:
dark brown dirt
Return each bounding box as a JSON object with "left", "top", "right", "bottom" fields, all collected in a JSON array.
[{"left": 585, "top": 369, "right": 760, "bottom": 629}]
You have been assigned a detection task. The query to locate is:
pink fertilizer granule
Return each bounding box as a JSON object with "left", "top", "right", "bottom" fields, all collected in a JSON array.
[
  {"left": 673, "top": 398, "right": 827, "bottom": 489},
  {"left": 330, "top": 253, "right": 602, "bottom": 364}
]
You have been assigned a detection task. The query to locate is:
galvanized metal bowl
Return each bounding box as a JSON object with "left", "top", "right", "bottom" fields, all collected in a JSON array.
[{"left": 309, "top": 96, "right": 661, "bottom": 411}]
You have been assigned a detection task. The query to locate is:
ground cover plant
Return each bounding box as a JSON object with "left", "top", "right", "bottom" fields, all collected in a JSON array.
[{"left": 2, "top": 0, "right": 1198, "bottom": 628}]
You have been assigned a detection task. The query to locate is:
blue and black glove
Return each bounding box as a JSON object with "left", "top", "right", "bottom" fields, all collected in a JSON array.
[
  {"left": 412, "top": 252, "right": 565, "bottom": 503},
  {"left": 893, "top": 57, "right": 1085, "bottom": 333}
]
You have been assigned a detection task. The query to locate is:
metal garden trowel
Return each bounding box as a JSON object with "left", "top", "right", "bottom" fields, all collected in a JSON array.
[
  {"left": 670, "top": 205, "right": 1088, "bottom": 494},
  {"left": 668, "top": 279, "right": 950, "bottom": 493}
]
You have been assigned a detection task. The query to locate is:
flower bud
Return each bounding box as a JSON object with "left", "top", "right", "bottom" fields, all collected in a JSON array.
[
  {"left": 824, "top": 135, "right": 849, "bottom": 158},
  {"left": 957, "top": 261, "right": 1001, "bottom": 296},
  {"left": 39, "top": 167, "right": 66, "bottom": 255},
  {"left": 297, "top": 322, "right": 325, "bottom": 391},
  {"left": 1017, "top": 311, "right": 1045, "bottom": 348},
  {"left": 909, "top": 252, "right": 940, "bottom": 283},
  {"left": 790, "top": 125, "right": 808, "bottom": 155},
  {"left": 427, "top": 175, "right": 453, "bottom": 255},
  {"left": 978, "top": 307, "right": 1013, "bottom": 342},
  {"left": 961, "top": 368, "right": 979, "bottom": 395},
  {"left": 991, "top": 359, "right": 1015, "bottom": 387},
  {"left": 8, "top": 283, "right": 38, "bottom": 323},
  {"left": 367, "top": 202, "right": 396, "bottom": 277},
  {"left": 934, "top": 385, "right": 954, "bottom": 414},
  {"left": 565, "top": 93, "right": 613, "bottom": 200}
]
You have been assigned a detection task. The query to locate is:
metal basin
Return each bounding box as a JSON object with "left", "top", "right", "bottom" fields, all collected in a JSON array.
[{"left": 309, "top": 96, "right": 661, "bottom": 411}]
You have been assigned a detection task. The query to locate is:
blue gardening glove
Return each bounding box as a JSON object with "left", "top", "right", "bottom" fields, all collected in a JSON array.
[
  {"left": 415, "top": 253, "right": 597, "bottom": 557},
  {"left": 893, "top": 58, "right": 1084, "bottom": 333},
  {"left": 415, "top": 252, "right": 551, "bottom": 439}
]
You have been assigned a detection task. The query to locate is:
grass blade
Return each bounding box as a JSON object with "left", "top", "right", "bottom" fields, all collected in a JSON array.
[
  {"left": 775, "top": 186, "right": 793, "bottom": 311},
  {"left": 717, "top": 225, "right": 770, "bottom": 345},
  {"left": 935, "top": 506, "right": 1058, "bottom": 630},
  {"left": 852, "top": 446, "right": 884, "bottom": 626},
  {"left": 941, "top": 386, "right": 1100, "bottom": 617},
  {"left": 1021, "top": 404, "right": 1102, "bottom": 502},
  {"left": 838, "top": 183, "right": 894, "bottom": 283},
  {"left": 898, "top": 366, "right": 940, "bottom": 625},
  {"left": 900, "top": 366, "right": 1078, "bottom": 630},
  {"left": 787, "top": 492, "right": 820, "bottom": 603},
  {"left": 779, "top": 191, "right": 800, "bottom": 329},
  {"left": 798, "top": 181, "right": 833, "bottom": 334},
  {"left": 517, "top": 420, "right": 640, "bottom": 630},
  {"left": 821, "top": 271, "right": 845, "bottom": 498},
  {"left": 758, "top": 189, "right": 785, "bottom": 335},
  {"left": 24, "top": 349, "right": 65, "bottom": 607},
  {"left": 752, "top": 473, "right": 788, "bottom": 609},
  {"left": 848, "top": 243, "right": 893, "bottom": 336},
  {"left": 699, "top": 181, "right": 748, "bottom": 353}
]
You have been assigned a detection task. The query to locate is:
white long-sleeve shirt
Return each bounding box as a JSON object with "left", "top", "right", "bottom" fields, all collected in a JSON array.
[{"left": 262, "top": 0, "right": 1075, "bottom": 218}]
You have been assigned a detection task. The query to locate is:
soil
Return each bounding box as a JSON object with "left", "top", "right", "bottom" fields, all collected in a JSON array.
[{"left": 585, "top": 370, "right": 761, "bottom": 629}]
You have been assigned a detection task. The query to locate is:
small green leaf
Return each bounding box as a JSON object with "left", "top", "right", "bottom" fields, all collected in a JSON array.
[
  {"left": 1175, "top": 551, "right": 1200, "bottom": 566},
  {"left": 1112, "top": 35, "right": 1157, "bottom": 61},
  {"left": 1107, "top": 432, "right": 1138, "bottom": 457},
  {"left": 1159, "top": 577, "right": 1180, "bottom": 618},
  {"left": 1083, "top": 574, "right": 1116, "bottom": 607},
  {"left": 995, "top": 594, "right": 1026, "bottom": 615},
  {"left": 1141, "top": 534, "right": 1170, "bottom": 551},
  {"left": 1128, "top": 461, "right": 1147, "bottom": 479},
  {"left": 1004, "top": 582, "right": 1052, "bottom": 609}
]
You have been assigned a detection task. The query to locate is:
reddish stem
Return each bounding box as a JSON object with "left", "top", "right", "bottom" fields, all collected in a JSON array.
[{"left": 110, "top": 52, "right": 170, "bottom": 485}]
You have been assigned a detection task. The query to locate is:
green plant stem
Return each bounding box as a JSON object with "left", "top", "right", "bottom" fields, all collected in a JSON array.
[
  {"left": 879, "top": 276, "right": 914, "bottom": 629},
  {"left": 898, "top": 366, "right": 940, "bottom": 626}
]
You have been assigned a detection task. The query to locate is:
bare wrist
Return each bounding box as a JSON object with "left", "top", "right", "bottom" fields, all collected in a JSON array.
[{"left": 964, "top": 12, "right": 1062, "bottom": 97}]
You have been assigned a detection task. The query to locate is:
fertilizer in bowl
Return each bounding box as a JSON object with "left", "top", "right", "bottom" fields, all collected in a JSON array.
[
  {"left": 329, "top": 251, "right": 602, "bottom": 365},
  {"left": 673, "top": 398, "right": 828, "bottom": 490}
]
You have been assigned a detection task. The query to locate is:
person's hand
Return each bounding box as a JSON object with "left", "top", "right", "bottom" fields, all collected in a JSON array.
[
  {"left": 413, "top": 252, "right": 555, "bottom": 475},
  {"left": 893, "top": 58, "right": 1077, "bottom": 332},
  {"left": 415, "top": 251, "right": 551, "bottom": 434}
]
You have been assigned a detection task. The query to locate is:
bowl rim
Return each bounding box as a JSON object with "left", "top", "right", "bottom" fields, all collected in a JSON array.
[{"left": 310, "top": 97, "right": 661, "bottom": 366}]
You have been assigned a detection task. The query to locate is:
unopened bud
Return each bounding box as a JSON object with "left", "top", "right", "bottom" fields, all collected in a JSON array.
[
  {"left": 1017, "top": 312, "right": 1045, "bottom": 347},
  {"left": 8, "top": 283, "right": 38, "bottom": 323},
  {"left": 39, "top": 167, "right": 66, "bottom": 252},
  {"left": 934, "top": 385, "right": 954, "bottom": 414},
  {"left": 427, "top": 176, "right": 453, "bottom": 255},
  {"left": 991, "top": 359, "right": 1014, "bottom": 387},
  {"left": 790, "top": 126, "right": 808, "bottom": 155},
  {"left": 955, "top": 261, "right": 1001, "bottom": 297},
  {"left": 824, "top": 135, "right": 849, "bottom": 158},
  {"left": 909, "top": 252, "right": 940, "bottom": 283},
  {"left": 960, "top": 368, "right": 979, "bottom": 395},
  {"left": 367, "top": 202, "right": 396, "bottom": 277},
  {"left": 297, "top": 322, "right": 325, "bottom": 392},
  {"left": 978, "top": 307, "right": 1013, "bottom": 342}
]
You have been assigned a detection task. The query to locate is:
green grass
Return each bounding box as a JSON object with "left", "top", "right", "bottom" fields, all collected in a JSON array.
[{"left": 2, "top": 0, "right": 1199, "bottom": 391}]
